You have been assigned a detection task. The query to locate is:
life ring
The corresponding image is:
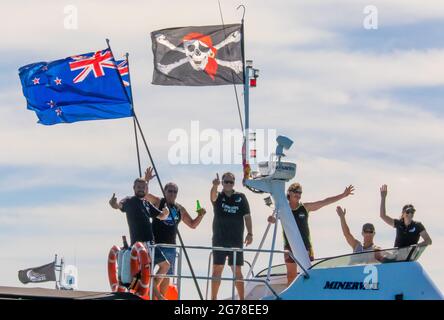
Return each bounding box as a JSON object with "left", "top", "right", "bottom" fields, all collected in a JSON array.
[
  {"left": 130, "top": 242, "right": 152, "bottom": 297},
  {"left": 107, "top": 245, "right": 128, "bottom": 292}
]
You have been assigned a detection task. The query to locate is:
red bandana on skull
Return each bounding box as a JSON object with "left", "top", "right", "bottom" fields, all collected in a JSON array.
[{"left": 182, "top": 32, "right": 218, "bottom": 80}]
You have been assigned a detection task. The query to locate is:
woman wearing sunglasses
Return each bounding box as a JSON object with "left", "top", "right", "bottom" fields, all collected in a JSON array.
[
  {"left": 268, "top": 182, "right": 355, "bottom": 286},
  {"left": 380, "top": 184, "right": 432, "bottom": 248}
]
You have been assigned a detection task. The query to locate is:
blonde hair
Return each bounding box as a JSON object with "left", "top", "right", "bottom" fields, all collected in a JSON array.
[{"left": 287, "top": 182, "right": 302, "bottom": 193}]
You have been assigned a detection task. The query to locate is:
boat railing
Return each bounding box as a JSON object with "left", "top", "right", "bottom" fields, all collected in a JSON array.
[
  {"left": 309, "top": 245, "right": 427, "bottom": 270},
  {"left": 145, "top": 243, "right": 308, "bottom": 300}
]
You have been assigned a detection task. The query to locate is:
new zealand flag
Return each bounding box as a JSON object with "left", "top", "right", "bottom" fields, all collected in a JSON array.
[
  {"left": 18, "top": 49, "right": 133, "bottom": 125},
  {"left": 151, "top": 24, "right": 244, "bottom": 86}
]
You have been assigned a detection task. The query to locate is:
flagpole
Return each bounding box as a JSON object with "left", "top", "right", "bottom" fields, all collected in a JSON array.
[
  {"left": 105, "top": 40, "right": 142, "bottom": 178},
  {"left": 125, "top": 53, "right": 142, "bottom": 178},
  {"left": 238, "top": 5, "right": 249, "bottom": 136},
  {"left": 133, "top": 113, "right": 204, "bottom": 300}
]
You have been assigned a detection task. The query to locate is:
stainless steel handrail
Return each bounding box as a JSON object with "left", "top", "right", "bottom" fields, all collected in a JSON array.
[
  {"left": 149, "top": 243, "right": 310, "bottom": 278},
  {"left": 144, "top": 242, "right": 309, "bottom": 300},
  {"left": 150, "top": 273, "right": 281, "bottom": 300}
]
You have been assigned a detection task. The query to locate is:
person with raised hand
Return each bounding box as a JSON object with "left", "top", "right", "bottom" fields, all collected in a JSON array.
[
  {"left": 210, "top": 172, "right": 252, "bottom": 300},
  {"left": 143, "top": 166, "right": 206, "bottom": 297},
  {"left": 380, "top": 184, "right": 432, "bottom": 248}
]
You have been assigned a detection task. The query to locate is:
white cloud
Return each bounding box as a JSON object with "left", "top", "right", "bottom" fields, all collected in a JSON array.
[{"left": 1, "top": 0, "right": 444, "bottom": 298}]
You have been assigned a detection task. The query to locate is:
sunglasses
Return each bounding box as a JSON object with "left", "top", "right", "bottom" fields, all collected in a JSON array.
[
  {"left": 290, "top": 190, "right": 302, "bottom": 194},
  {"left": 223, "top": 180, "right": 234, "bottom": 184},
  {"left": 167, "top": 189, "right": 178, "bottom": 194},
  {"left": 363, "top": 230, "right": 374, "bottom": 234}
]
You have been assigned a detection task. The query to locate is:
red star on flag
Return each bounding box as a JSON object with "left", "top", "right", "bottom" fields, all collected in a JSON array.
[
  {"left": 32, "top": 77, "right": 40, "bottom": 85},
  {"left": 55, "top": 108, "right": 62, "bottom": 116},
  {"left": 47, "top": 100, "right": 56, "bottom": 108},
  {"left": 41, "top": 65, "right": 48, "bottom": 71},
  {"left": 54, "top": 77, "right": 62, "bottom": 85}
]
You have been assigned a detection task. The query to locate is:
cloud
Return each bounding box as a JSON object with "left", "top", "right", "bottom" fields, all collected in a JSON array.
[{"left": 1, "top": 0, "right": 444, "bottom": 297}]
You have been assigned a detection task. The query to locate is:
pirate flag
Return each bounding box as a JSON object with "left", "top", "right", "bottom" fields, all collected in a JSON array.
[
  {"left": 151, "top": 24, "right": 244, "bottom": 86},
  {"left": 18, "top": 261, "right": 57, "bottom": 284}
]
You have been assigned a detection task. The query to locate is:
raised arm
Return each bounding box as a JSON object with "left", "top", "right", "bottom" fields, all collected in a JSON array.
[
  {"left": 304, "top": 185, "right": 355, "bottom": 212},
  {"left": 379, "top": 184, "right": 395, "bottom": 227},
  {"left": 210, "top": 173, "right": 220, "bottom": 203},
  {"left": 336, "top": 206, "right": 359, "bottom": 249},
  {"left": 109, "top": 193, "right": 123, "bottom": 210},
  {"left": 180, "top": 203, "right": 206, "bottom": 229},
  {"left": 143, "top": 166, "right": 161, "bottom": 207}
]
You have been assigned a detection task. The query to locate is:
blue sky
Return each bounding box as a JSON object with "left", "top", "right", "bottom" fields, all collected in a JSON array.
[{"left": 1, "top": 0, "right": 444, "bottom": 299}]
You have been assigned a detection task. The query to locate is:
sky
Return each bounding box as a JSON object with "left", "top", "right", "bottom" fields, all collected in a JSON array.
[{"left": 1, "top": 0, "right": 444, "bottom": 300}]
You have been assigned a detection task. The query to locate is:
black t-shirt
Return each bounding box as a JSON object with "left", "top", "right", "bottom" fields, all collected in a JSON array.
[
  {"left": 152, "top": 198, "right": 181, "bottom": 245},
  {"left": 393, "top": 219, "right": 425, "bottom": 248},
  {"left": 119, "top": 196, "right": 162, "bottom": 246},
  {"left": 212, "top": 191, "right": 250, "bottom": 247},
  {"left": 283, "top": 204, "right": 312, "bottom": 251}
]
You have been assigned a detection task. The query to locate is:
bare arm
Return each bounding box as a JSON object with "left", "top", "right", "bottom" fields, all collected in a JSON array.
[
  {"left": 143, "top": 166, "right": 161, "bottom": 207},
  {"left": 145, "top": 193, "right": 161, "bottom": 207},
  {"left": 304, "top": 185, "right": 355, "bottom": 212},
  {"left": 180, "top": 204, "right": 206, "bottom": 229},
  {"left": 336, "top": 206, "right": 359, "bottom": 249},
  {"left": 244, "top": 214, "right": 253, "bottom": 246},
  {"left": 210, "top": 173, "right": 220, "bottom": 203},
  {"left": 109, "top": 193, "right": 123, "bottom": 210},
  {"left": 418, "top": 230, "right": 432, "bottom": 247},
  {"left": 379, "top": 184, "right": 395, "bottom": 227}
]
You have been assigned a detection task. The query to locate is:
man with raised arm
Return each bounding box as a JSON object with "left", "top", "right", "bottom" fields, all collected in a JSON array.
[
  {"left": 109, "top": 177, "right": 170, "bottom": 300},
  {"left": 210, "top": 172, "right": 252, "bottom": 300}
]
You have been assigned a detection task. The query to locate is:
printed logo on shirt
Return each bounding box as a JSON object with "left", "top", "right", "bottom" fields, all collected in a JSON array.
[
  {"left": 221, "top": 203, "right": 240, "bottom": 214},
  {"left": 163, "top": 207, "right": 179, "bottom": 226},
  {"left": 409, "top": 227, "right": 416, "bottom": 233},
  {"left": 235, "top": 197, "right": 242, "bottom": 203}
]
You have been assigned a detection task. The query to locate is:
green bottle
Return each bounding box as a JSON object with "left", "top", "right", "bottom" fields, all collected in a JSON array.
[{"left": 196, "top": 200, "right": 202, "bottom": 214}]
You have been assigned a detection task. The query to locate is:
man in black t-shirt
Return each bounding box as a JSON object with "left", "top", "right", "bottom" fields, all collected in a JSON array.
[
  {"left": 379, "top": 184, "right": 432, "bottom": 248},
  {"left": 143, "top": 167, "right": 206, "bottom": 297},
  {"left": 109, "top": 178, "right": 170, "bottom": 300},
  {"left": 210, "top": 172, "right": 252, "bottom": 300}
]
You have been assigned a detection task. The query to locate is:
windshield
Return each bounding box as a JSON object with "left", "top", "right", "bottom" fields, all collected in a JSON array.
[{"left": 310, "top": 245, "right": 427, "bottom": 270}]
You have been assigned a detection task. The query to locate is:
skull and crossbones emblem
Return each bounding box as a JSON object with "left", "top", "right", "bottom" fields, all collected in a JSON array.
[{"left": 155, "top": 31, "right": 243, "bottom": 80}]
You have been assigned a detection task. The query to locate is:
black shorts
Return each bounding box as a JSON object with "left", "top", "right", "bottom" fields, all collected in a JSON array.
[
  {"left": 284, "top": 244, "right": 314, "bottom": 263},
  {"left": 213, "top": 249, "right": 244, "bottom": 266}
]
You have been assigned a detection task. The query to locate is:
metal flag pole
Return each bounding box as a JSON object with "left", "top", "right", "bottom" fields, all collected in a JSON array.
[
  {"left": 238, "top": 4, "right": 249, "bottom": 137},
  {"left": 54, "top": 254, "right": 59, "bottom": 290},
  {"left": 125, "top": 53, "right": 142, "bottom": 178},
  {"left": 105, "top": 40, "right": 142, "bottom": 178}
]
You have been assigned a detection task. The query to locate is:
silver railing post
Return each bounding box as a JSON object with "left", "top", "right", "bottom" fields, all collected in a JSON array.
[
  {"left": 177, "top": 246, "right": 183, "bottom": 300},
  {"left": 205, "top": 251, "right": 213, "bottom": 300},
  {"left": 149, "top": 244, "right": 155, "bottom": 299},
  {"left": 232, "top": 249, "right": 237, "bottom": 300},
  {"left": 266, "top": 209, "right": 280, "bottom": 282}
]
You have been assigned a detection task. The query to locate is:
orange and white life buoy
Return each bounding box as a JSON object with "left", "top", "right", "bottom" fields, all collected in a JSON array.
[
  {"left": 107, "top": 245, "right": 128, "bottom": 293},
  {"left": 130, "top": 242, "right": 152, "bottom": 297}
]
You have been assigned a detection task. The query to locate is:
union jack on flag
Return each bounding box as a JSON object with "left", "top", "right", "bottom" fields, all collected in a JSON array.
[
  {"left": 116, "top": 59, "right": 130, "bottom": 87},
  {"left": 69, "top": 50, "right": 116, "bottom": 83}
]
